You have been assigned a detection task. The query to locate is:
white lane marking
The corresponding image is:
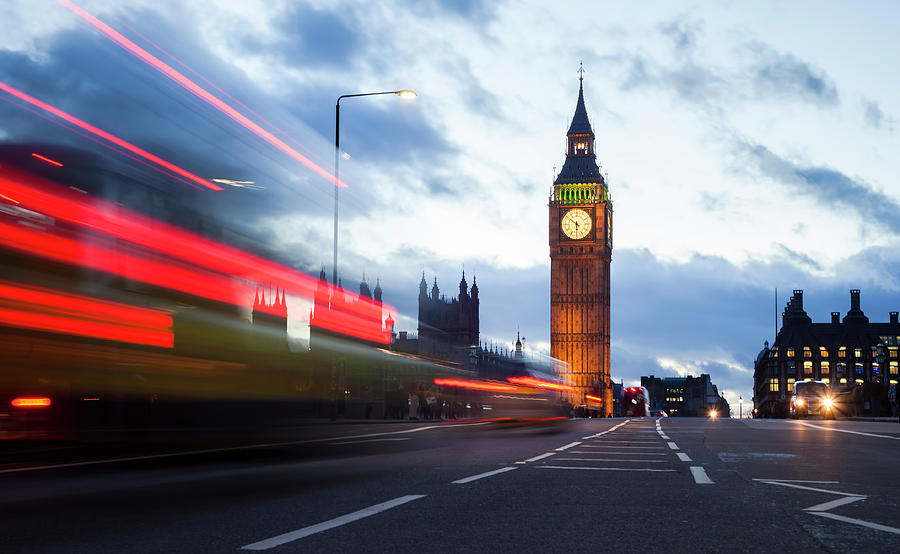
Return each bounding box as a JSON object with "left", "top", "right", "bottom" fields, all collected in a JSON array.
[
  {"left": 576, "top": 445, "right": 665, "bottom": 449},
  {"left": 569, "top": 447, "right": 669, "bottom": 456},
  {"left": 803, "top": 496, "right": 867, "bottom": 512},
  {"left": 452, "top": 466, "right": 518, "bottom": 484},
  {"left": 751, "top": 479, "right": 840, "bottom": 484},
  {"left": 556, "top": 441, "right": 582, "bottom": 451},
  {"left": 667, "top": 442, "right": 679, "bottom": 450},
  {"left": 539, "top": 466, "right": 676, "bottom": 472},
  {"left": 523, "top": 452, "right": 556, "bottom": 463},
  {"left": 676, "top": 452, "right": 692, "bottom": 462},
  {"left": 809, "top": 512, "right": 900, "bottom": 535},
  {"left": 757, "top": 481, "right": 863, "bottom": 497},
  {"left": 0, "top": 422, "right": 494, "bottom": 475},
  {"left": 581, "top": 420, "right": 629, "bottom": 439},
  {"left": 791, "top": 421, "right": 900, "bottom": 441},
  {"left": 588, "top": 440, "right": 659, "bottom": 444},
  {"left": 240, "top": 494, "right": 426, "bottom": 550},
  {"left": 690, "top": 466, "right": 714, "bottom": 484},
  {"left": 659, "top": 434, "right": 670, "bottom": 439},
  {"left": 556, "top": 458, "right": 668, "bottom": 463},
  {"left": 329, "top": 438, "right": 411, "bottom": 445}
]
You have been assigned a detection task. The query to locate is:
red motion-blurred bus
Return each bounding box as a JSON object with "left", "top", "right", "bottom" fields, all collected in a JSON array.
[{"left": 621, "top": 386, "right": 650, "bottom": 417}]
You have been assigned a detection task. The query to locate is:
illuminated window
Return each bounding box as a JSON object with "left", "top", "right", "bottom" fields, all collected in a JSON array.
[
  {"left": 803, "top": 347, "right": 812, "bottom": 358},
  {"left": 837, "top": 362, "right": 847, "bottom": 375},
  {"left": 787, "top": 348, "right": 795, "bottom": 357},
  {"left": 838, "top": 347, "right": 846, "bottom": 358},
  {"left": 872, "top": 347, "right": 878, "bottom": 358},
  {"left": 773, "top": 349, "right": 779, "bottom": 358},
  {"left": 819, "top": 347, "right": 829, "bottom": 358},
  {"left": 820, "top": 361, "right": 830, "bottom": 376},
  {"left": 787, "top": 378, "right": 795, "bottom": 392},
  {"left": 769, "top": 378, "right": 779, "bottom": 392},
  {"left": 890, "top": 348, "right": 898, "bottom": 359},
  {"left": 803, "top": 361, "right": 813, "bottom": 375},
  {"left": 855, "top": 362, "right": 864, "bottom": 377},
  {"left": 840, "top": 377, "right": 847, "bottom": 384},
  {"left": 891, "top": 361, "right": 898, "bottom": 375},
  {"left": 821, "top": 377, "right": 830, "bottom": 384},
  {"left": 854, "top": 348, "right": 862, "bottom": 358},
  {"left": 576, "top": 142, "right": 586, "bottom": 151}
]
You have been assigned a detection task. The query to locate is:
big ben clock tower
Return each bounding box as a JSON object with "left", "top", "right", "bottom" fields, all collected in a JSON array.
[{"left": 549, "top": 73, "right": 612, "bottom": 415}]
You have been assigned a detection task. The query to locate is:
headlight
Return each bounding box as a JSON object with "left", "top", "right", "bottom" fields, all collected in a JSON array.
[
  {"left": 794, "top": 397, "right": 804, "bottom": 407},
  {"left": 823, "top": 398, "right": 833, "bottom": 408},
  {"left": 709, "top": 409, "right": 718, "bottom": 418}
]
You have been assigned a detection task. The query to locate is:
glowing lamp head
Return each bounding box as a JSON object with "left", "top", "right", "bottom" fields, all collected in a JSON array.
[
  {"left": 823, "top": 397, "right": 833, "bottom": 408},
  {"left": 794, "top": 397, "right": 804, "bottom": 407},
  {"left": 708, "top": 409, "right": 718, "bottom": 418},
  {"left": 396, "top": 89, "right": 418, "bottom": 100}
]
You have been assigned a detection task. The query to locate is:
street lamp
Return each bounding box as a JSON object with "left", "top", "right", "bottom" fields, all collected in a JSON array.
[
  {"left": 333, "top": 89, "right": 417, "bottom": 286},
  {"left": 739, "top": 395, "right": 743, "bottom": 419}
]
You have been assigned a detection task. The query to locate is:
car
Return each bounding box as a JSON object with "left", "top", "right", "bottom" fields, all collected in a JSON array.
[{"left": 790, "top": 380, "right": 835, "bottom": 419}]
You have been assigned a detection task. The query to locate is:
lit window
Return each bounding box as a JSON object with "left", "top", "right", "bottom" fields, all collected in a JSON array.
[
  {"left": 837, "top": 362, "right": 847, "bottom": 375},
  {"left": 890, "top": 348, "right": 898, "bottom": 359},
  {"left": 854, "top": 348, "right": 862, "bottom": 358},
  {"left": 819, "top": 347, "right": 829, "bottom": 358},
  {"left": 787, "top": 378, "right": 795, "bottom": 392},
  {"left": 838, "top": 347, "right": 846, "bottom": 358},
  {"left": 821, "top": 377, "right": 830, "bottom": 384},
  {"left": 787, "top": 348, "right": 795, "bottom": 357},
  {"left": 891, "top": 361, "right": 898, "bottom": 375},
  {"left": 769, "top": 378, "right": 779, "bottom": 392},
  {"left": 803, "top": 347, "right": 812, "bottom": 358},
  {"left": 840, "top": 377, "right": 847, "bottom": 384},
  {"left": 872, "top": 347, "right": 878, "bottom": 358},
  {"left": 821, "top": 361, "right": 830, "bottom": 376},
  {"left": 803, "top": 361, "right": 813, "bottom": 374}
]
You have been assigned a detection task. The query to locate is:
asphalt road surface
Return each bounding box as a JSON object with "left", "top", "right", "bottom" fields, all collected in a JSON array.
[{"left": 1, "top": 417, "right": 898, "bottom": 553}]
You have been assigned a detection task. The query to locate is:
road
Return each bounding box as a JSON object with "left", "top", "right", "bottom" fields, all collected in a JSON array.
[{"left": 1, "top": 417, "right": 898, "bottom": 553}]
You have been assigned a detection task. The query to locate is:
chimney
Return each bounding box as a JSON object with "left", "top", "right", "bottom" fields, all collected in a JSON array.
[
  {"left": 891, "top": 312, "right": 898, "bottom": 325},
  {"left": 831, "top": 312, "right": 840, "bottom": 324},
  {"left": 850, "top": 289, "right": 861, "bottom": 311}
]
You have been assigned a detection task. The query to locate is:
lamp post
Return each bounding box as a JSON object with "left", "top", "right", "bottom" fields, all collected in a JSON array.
[
  {"left": 739, "top": 395, "right": 743, "bottom": 419},
  {"left": 333, "top": 89, "right": 417, "bottom": 286}
]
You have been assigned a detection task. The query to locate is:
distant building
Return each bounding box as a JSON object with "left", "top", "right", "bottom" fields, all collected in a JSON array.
[
  {"left": 753, "top": 289, "right": 900, "bottom": 418},
  {"left": 642, "top": 374, "right": 730, "bottom": 417},
  {"left": 413, "top": 272, "right": 479, "bottom": 363},
  {"left": 309, "top": 270, "right": 391, "bottom": 347}
]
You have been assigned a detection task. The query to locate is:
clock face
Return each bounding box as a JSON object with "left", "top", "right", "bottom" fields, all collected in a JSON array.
[{"left": 561, "top": 208, "right": 592, "bottom": 240}]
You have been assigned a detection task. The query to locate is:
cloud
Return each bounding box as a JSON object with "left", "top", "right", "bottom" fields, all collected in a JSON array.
[
  {"left": 861, "top": 96, "right": 895, "bottom": 131},
  {"left": 659, "top": 15, "right": 704, "bottom": 58},
  {"left": 729, "top": 137, "right": 900, "bottom": 234},
  {"left": 277, "top": 5, "right": 361, "bottom": 68},
  {"left": 745, "top": 42, "right": 839, "bottom": 107}
]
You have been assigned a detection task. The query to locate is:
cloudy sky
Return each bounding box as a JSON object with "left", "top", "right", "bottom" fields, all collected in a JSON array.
[{"left": 3, "top": 0, "right": 900, "bottom": 413}]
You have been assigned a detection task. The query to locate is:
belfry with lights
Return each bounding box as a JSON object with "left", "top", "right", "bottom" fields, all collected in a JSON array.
[{"left": 548, "top": 67, "right": 613, "bottom": 415}]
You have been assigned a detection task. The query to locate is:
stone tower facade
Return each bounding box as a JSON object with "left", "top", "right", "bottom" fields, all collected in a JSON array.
[{"left": 548, "top": 75, "right": 613, "bottom": 414}]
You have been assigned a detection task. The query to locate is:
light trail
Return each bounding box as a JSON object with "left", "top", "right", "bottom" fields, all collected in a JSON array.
[
  {"left": 60, "top": 0, "right": 349, "bottom": 188},
  {"left": 0, "top": 80, "right": 222, "bottom": 191}
]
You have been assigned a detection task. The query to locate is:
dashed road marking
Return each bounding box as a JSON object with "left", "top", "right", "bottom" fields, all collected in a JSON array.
[
  {"left": 539, "top": 466, "right": 676, "bottom": 472},
  {"left": 556, "top": 458, "right": 668, "bottom": 463},
  {"left": 690, "top": 466, "right": 714, "bottom": 484},
  {"left": 581, "top": 420, "right": 629, "bottom": 439},
  {"left": 576, "top": 445, "right": 665, "bottom": 449},
  {"left": 758, "top": 481, "right": 863, "bottom": 497},
  {"left": 523, "top": 452, "right": 556, "bottom": 463},
  {"left": 452, "top": 466, "right": 518, "bottom": 484},
  {"left": 803, "top": 496, "right": 867, "bottom": 512},
  {"left": 555, "top": 441, "right": 581, "bottom": 451},
  {"left": 667, "top": 442, "right": 679, "bottom": 450},
  {"left": 676, "top": 452, "right": 692, "bottom": 462},
  {"left": 240, "top": 494, "right": 426, "bottom": 550},
  {"left": 568, "top": 451, "right": 667, "bottom": 455}
]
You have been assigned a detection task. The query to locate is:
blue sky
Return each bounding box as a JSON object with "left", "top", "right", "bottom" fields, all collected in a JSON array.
[{"left": 3, "top": 0, "right": 900, "bottom": 412}]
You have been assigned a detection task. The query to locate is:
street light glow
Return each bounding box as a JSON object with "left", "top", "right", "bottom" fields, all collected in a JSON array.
[{"left": 396, "top": 89, "right": 418, "bottom": 100}]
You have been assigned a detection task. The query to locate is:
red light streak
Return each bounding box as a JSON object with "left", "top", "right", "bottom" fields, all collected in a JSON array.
[
  {"left": 11, "top": 397, "right": 52, "bottom": 408},
  {"left": 433, "top": 378, "right": 519, "bottom": 393},
  {"left": 61, "top": 0, "right": 349, "bottom": 189},
  {"left": 519, "top": 416, "right": 568, "bottom": 422},
  {"left": 31, "top": 153, "right": 63, "bottom": 167},
  {"left": 507, "top": 376, "right": 574, "bottom": 392},
  {"left": 585, "top": 394, "right": 603, "bottom": 402},
  {"left": 0, "top": 80, "right": 222, "bottom": 191},
  {"left": 0, "top": 280, "right": 173, "bottom": 348}
]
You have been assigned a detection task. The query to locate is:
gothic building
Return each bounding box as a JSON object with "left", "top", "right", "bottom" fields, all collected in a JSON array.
[
  {"left": 251, "top": 286, "right": 289, "bottom": 351},
  {"left": 309, "top": 270, "right": 391, "bottom": 347},
  {"left": 548, "top": 73, "right": 613, "bottom": 414},
  {"left": 415, "top": 272, "right": 479, "bottom": 361},
  {"left": 753, "top": 289, "right": 900, "bottom": 418}
]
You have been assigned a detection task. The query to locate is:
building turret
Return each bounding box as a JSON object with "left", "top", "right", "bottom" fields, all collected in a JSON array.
[
  {"left": 419, "top": 272, "right": 428, "bottom": 300},
  {"left": 431, "top": 277, "right": 440, "bottom": 300},
  {"left": 359, "top": 274, "right": 372, "bottom": 300},
  {"left": 459, "top": 271, "right": 468, "bottom": 300},
  {"left": 374, "top": 278, "right": 383, "bottom": 304}
]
